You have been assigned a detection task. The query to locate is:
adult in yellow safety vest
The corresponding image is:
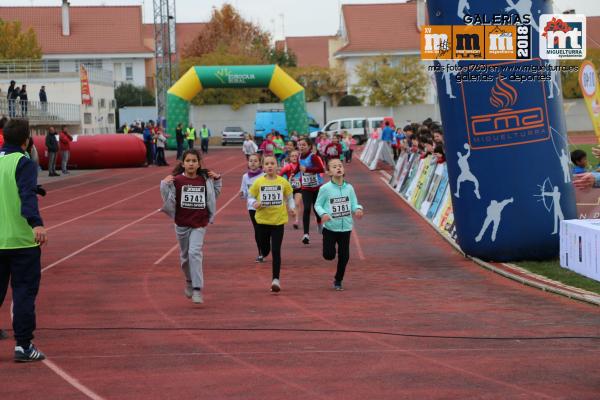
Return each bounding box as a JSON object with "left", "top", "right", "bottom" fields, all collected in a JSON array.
[
  {"left": 200, "top": 124, "right": 211, "bottom": 154},
  {"left": 186, "top": 124, "right": 196, "bottom": 150}
]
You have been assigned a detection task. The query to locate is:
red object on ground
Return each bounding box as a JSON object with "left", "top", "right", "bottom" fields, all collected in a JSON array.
[{"left": 34, "top": 134, "right": 146, "bottom": 169}]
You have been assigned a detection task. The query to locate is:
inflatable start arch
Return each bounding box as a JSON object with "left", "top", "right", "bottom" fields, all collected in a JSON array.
[{"left": 166, "top": 65, "right": 308, "bottom": 144}]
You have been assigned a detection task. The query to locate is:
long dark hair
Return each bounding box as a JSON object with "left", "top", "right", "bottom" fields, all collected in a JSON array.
[{"left": 171, "top": 148, "right": 208, "bottom": 177}]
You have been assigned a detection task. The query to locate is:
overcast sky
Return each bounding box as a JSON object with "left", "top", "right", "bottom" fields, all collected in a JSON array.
[{"left": 1, "top": 0, "right": 599, "bottom": 39}]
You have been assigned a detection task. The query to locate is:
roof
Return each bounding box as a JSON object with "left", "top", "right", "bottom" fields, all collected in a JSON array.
[
  {"left": 587, "top": 16, "right": 600, "bottom": 49},
  {"left": 142, "top": 22, "right": 206, "bottom": 54},
  {"left": 0, "top": 5, "right": 152, "bottom": 55},
  {"left": 336, "top": 2, "right": 420, "bottom": 55},
  {"left": 280, "top": 36, "right": 333, "bottom": 68}
]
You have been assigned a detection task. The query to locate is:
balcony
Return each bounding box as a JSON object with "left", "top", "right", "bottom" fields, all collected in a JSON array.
[
  {"left": 0, "top": 98, "right": 80, "bottom": 125},
  {"left": 0, "top": 60, "right": 114, "bottom": 86}
]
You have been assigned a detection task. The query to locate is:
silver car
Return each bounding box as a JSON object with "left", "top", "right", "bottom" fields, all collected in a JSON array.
[{"left": 221, "top": 126, "right": 246, "bottom": 146}]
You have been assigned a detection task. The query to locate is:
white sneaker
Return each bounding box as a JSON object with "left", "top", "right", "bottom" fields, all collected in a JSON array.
[
  {"left": 184, "top": 282, "right": 193, "bottom": 299},
  {"left": 271, "top": 279, "right": 281, "bottom": 293},
  {"left": 192, "top": 289, "right": 203, "bottom": 304}
]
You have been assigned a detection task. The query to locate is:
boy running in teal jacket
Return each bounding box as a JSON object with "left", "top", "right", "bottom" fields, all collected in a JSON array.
[{"left": 315, "top": 158, "right": 364, "bottom": 290}]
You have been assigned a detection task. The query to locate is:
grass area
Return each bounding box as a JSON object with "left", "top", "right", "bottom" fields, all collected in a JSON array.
[
  {"left": 569, "top": 144, "right": 600, "bottom": 171},
  {"left": 517, "top": 259, "right": 600, "bottom": 295}
]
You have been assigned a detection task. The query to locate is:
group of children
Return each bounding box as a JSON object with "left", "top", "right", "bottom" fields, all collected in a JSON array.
[{"left": 161, "top": 135, "right": 364, "bottom": 303}]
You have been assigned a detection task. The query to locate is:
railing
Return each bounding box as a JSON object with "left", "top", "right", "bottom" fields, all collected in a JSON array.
[
  {"left": 0, "top": 60, "right": 113, "bottom": 85},
  {"left": 0, "top": 98, "right": 80, "bottom": 124}
]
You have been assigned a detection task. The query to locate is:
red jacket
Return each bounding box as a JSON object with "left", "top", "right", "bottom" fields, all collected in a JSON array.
[
  {"left": 0, "top": 128, "right": 4, "bottom": 148},
  {"left": 59, "top": 131, "right": 73, "bottom": 151}
]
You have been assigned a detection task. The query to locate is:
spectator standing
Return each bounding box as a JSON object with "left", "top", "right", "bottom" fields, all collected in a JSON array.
[
  {"left": 175, "top": 123, "right": 184, "bottom": 160},
  {"left": 45, "top": 127, "right": 59, "bottom": 176},
  {"left": 0, "top": 118, "right": 48, "bottom": 362},
  {"left": 19, "top": 85, "right": 28, "bottom": 118},
  {"left": 7, "top": 81, "right": 16, "bottom": 118},
  {"left": 10, "top": 86, "right": 20, "bottom": 119},
  {"left": 381, "top": 121, "right": 395, "bottom": 145},
  {"left": 200, "top": 124, "right": 211, "bottom": 154},
  {"left": 155, "top": 128, "right": 169, "bottom": 166},
  {"left": 186, "top": 123, "right": 196, "bottom": 150},
  {"left": 39, "top": 86, "right": 47, "bottom": 113},
  {"left": 142, "top": 123, "right": 153, "bottom": 166},
  {"left": 58, "top": 126, "right": 73, "bottom": 174}
]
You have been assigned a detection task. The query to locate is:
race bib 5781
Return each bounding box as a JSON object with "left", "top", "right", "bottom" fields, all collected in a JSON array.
[{"left": 330, "top": 196, "right": 351, "bottom": 218}]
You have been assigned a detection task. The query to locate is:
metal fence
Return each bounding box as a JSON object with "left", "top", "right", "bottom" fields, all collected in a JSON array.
[
  {"left": 0, "top": 60, "right": 114, "bottom": 86},
  {"left": 0, "top": 98, "right": 80, "bottom": 124}
]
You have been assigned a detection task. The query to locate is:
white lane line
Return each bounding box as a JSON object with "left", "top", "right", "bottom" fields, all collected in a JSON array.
[
  {"left": 352, "top": 227, "right": 366, "bottom": 261},
  {"left": 42, "top": 210, "right": 159, "bottom": 273},
  {"left": 40, "top": 175, "right": 149, "bottom": 211},
  {"left": 44, "top": 171, "right": 129, "bottom": 194},
  {"left": 42, "top": 359, "right": 106, "bottom": 400}
]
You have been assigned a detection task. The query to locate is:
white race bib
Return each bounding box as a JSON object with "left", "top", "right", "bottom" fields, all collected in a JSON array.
[
  {"left": 181, "top": 185, "right": 206, "bottom": 209},
  {"left": 330, "top": 196, "right": 351, "bottom": 218},
  {"left": 291, "top": 178, "right": 301, "bottom": 190},
  {"left": 302, "top": 173, "right": 318, "bottom": 188},
  {"left": 260, "top": 185, "right": 283, "bottom": 207}
]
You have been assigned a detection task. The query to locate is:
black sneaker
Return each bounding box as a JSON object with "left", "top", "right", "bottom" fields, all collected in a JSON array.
[
  {"left": 333, "top": 281, "right": 343, "bottom": 291},
  {"left": 14, "top": 344, "right": 46, "bottom": 363},
  {"left": 302, "top": 234, "right": 310, "bottom": 245},
  {"left": 0, "top": 329, "right": 9, "bottom": 340}
]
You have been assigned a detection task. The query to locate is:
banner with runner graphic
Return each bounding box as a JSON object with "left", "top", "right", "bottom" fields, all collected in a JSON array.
[{"left": 427, "top": 0, "right": 577, "bottom": 261}]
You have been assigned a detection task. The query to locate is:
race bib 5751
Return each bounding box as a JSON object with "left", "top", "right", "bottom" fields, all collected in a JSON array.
[{"left": 260, "top": 185, "right": 283, "bottom": 207}]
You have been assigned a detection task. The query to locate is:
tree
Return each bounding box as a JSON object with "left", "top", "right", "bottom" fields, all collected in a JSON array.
[
  {"left": 338, "top": 95, "right": 362, "bottom": 106},
  {"left": 269, "top": 48, "right": 297, "bottom": 67},
  {"left": 183, "top": 4, "right": 271, "bottom": 60},
  {"left": 352, "top": 56, "right": 427, "bottom": 106},
  {"left": 286, "top": 66, "right": 347, "bottom": 103},
  {"left": 180, "top": 48, "right": 274, "bottom": 109},
  {"left": 0, "top": 19, "right": 42, "bottom": 59},
  {"left": 114, "top": 83, "right": 155, "bottom": 127}
]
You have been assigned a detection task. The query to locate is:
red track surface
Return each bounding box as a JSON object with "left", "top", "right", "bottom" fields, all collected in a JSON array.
[{"left": 1, "top": 148, "right": 599, "bottom": 399}]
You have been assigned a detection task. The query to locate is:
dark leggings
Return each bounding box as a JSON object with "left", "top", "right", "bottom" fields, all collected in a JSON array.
[
  {"left": 301, "top": 189, "right": 321, "bottom": 235},
  {"left": 322, "top": 228, "right": 351, "bottom": 282},
  {"left": 248, "top": 210, "right": 261, "bottom": 255},
  {"left": 256, "top": 224, "right": 284, "bottom": 279}
]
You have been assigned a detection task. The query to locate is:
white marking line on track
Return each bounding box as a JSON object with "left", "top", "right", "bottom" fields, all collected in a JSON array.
[
  {"left": 352, "top": 228, "right": 366, "bottom": 260},
  {"left": 42, "top": 210, "right": 159, "bottom": 273},
  {"left": 153, "top": 190, "right": 241, "bottom": 265},
  {"left": 40, "top": 175, "right": 149, "bottom": 211},
  {"left": 45, "top": 171, "right": 129, "bottom": 194},
  {"left": 42, "top": 359, "right": 106, "bottom": 400},
  {"left": 47, "top": 186, "right": 157, "bottom": 231}
]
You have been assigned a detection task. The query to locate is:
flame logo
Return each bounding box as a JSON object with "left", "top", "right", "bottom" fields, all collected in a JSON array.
[{"left": 490, "top": 76, "right": 518, "bottom": 111}]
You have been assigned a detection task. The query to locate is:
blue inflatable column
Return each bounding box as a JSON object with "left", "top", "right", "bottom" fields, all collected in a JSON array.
[{"left": 428, "top": 0, "right": 576, "bottom": 261}]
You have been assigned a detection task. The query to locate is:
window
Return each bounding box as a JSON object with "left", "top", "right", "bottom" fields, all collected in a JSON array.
[
  {"left": 99, "top": 98, "right": 106, "bottom": 109},
  {"left": 353, "top": 119, "right": 365, "bottom": 129},
  {"left": 371, "top": 119, "right": 383, "bottom": 129},
  {"left": 340, "top": 120, "right": 352, "bottom": 129},
  {"left": 125, "top": 64, "right": 133, "bottom": 81},
  {"left": 76, "top": 59, "right": 103, "bottom": 71},
  {"left": 84, "top": 113, "right": 92, "bottom": 125},
  {"left": 325, "top": 121, "right": 339, "bottom": 131},
  {"left": 110, "top": 99, "right": 116, "bottom": 109}
]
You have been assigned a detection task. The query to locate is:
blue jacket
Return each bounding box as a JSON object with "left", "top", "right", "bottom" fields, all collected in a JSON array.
[
  {"left": 0, "top": 145, "right": 43, "bottom": 227},
  {"left": 315, "top": 180, "right": 362, "bottom": 232},
  {"left": 381, "top": 126, "right": 395, "bottom": 143}
]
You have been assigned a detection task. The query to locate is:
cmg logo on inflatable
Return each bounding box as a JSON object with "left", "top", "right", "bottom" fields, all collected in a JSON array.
[{"left": 462, "top": 63, "right": 550, "bottom": 150}]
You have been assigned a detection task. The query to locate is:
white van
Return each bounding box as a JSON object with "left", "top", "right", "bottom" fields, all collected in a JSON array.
[{"left": 311, "top": 117, "right": 394, "bottom": 144}]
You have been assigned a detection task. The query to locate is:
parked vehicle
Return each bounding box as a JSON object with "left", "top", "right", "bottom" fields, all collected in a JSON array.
[
  {"left": 254, "top": 109, "right": 320, "bottom": 142},
  {"left": 312, "top": 117, "right": 396, "bottom": 144},
  {"left": 221, "top": 126, "right": 246, "bottom": 146}
]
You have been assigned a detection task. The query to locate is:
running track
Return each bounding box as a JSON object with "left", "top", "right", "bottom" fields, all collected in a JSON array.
[{"left": 0, "top": 148, "right": 599, "bottom": 399}]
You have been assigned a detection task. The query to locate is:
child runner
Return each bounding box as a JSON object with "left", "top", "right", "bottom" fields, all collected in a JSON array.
[
  {"left": 248, "top": 155, "right": 295, "bottom": 292},
  {"left": 240, "top": 153, "right": 265, "bottom": 262},
  {"left": 273, "top": 132, "right": 286, "bottom": 166},
  {"left": 324, "top": 135, "right": 343, "bottom": 162},
  {"left": 297, "top": 137, "right": 325, "bottom": 244},
  {"left": 315, "top": 158, "right": 364, "bottom": 291},
  {"left": 343, "top": 133, "right": 356, "bottom": 163},
  {"left": 279, "top": 149, "right": 303, "bottom": 229},
  {"left": 242, "top": 135, "right": 258, "bottom": 160},
  {"left": 259, "top": 133, "right": 275, "bottom": 157},
  {"left": 160, "top": 149, "right": 222, "bottom": 304}
]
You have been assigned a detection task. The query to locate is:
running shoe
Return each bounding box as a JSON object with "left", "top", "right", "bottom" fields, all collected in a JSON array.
[
  {"left": 302, "top": 234, "right": 310, "bottom": 245},
  {"left": 333, "top": 281, "right": 344, "bottom": 291},
  {"left": 0, "top": 329, "right": 8, "bottom": 340},
  {"left": 184, "top": 281, "right": 193, "bottom": 299},
  {"left": 14, "top": 344, "right": 45, "bottom": 363},
  {"left": 192, "top": 289, "right": 203, "bottom": 304},
  {"left": 271, "top": 279, "right": 281, "bottom": 293},
  {"left": 256, "top": 255, "right": 264, "bottom": 263}
]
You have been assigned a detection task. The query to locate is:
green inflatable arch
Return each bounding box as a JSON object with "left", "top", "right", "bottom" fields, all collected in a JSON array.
[{"left": 166, "top": 65, "right": 308, "bottom": 147}]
